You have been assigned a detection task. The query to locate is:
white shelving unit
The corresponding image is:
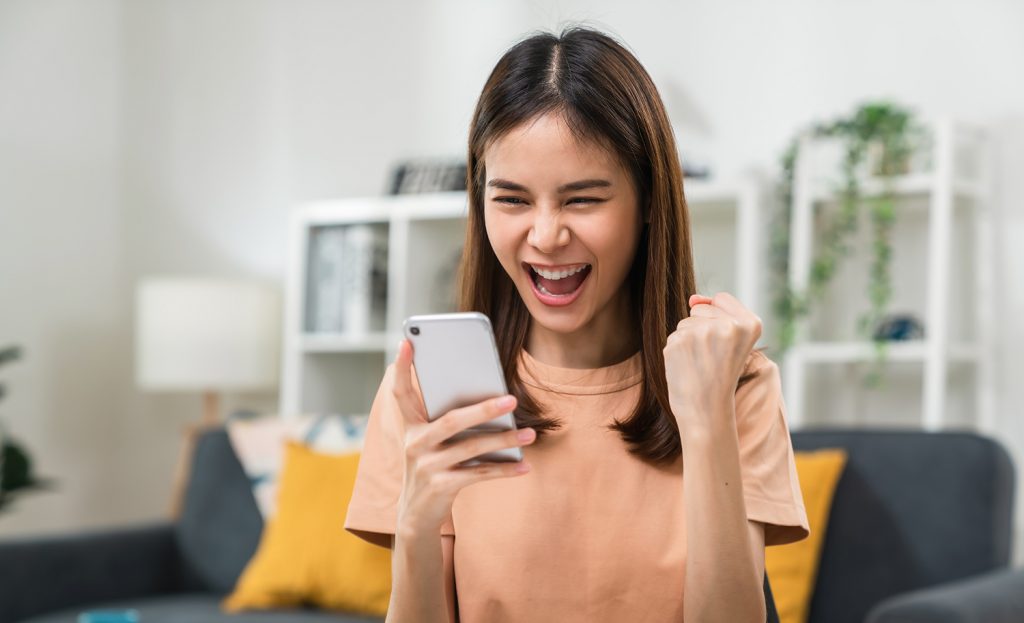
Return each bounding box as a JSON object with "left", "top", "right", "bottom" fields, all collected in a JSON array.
[
  {"left": 280, "top": 176, "right": 768, "bottom": 418},
  {"left": 782, "top": 117, "right": 995, "bottom": 434}
]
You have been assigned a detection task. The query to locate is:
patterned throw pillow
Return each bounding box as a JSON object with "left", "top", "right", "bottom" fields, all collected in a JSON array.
[{"left": 225, "top": 411, "right": 369, "bottom": 519}]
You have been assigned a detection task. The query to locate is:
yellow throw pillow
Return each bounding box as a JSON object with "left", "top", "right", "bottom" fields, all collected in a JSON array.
[
  {"left": 222, "top": 440, "right": 391, "bottom": 616},
  {"left": 765, "top": 448, "right": 848, "bottom": 623}
]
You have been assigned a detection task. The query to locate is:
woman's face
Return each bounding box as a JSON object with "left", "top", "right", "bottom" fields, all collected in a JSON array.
[{"left": 483, "top": 112, "right": 644, "bottom": 338}]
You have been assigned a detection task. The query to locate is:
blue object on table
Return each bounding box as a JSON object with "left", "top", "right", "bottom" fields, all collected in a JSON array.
[
  {"left": 873, "top": 313, "right": 925, "bottom": 341},
  {"left": 78, "top": 610, "right": 139, "bottom": 623}
]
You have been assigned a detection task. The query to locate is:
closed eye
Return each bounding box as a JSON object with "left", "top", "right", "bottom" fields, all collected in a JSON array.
[{"left": 492, "top": 197, "right": 603, "bottom": 205}]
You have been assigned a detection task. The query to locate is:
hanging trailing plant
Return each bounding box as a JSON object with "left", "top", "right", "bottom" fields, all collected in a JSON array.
[{"left": 768, "top": 102, "right": 926, "bottom": 386}]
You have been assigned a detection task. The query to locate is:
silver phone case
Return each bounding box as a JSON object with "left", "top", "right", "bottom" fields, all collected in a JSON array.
[{"left": 402, "top": 312, "right": 523, "bottom": 464}]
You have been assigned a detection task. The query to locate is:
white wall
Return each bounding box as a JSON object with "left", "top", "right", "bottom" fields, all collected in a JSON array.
[
  {"left": 1, "top": 0, "right": 1021, "bottom": 566},
  {"left": 0, "top": 0, "right": 128, "bottom": 533}
]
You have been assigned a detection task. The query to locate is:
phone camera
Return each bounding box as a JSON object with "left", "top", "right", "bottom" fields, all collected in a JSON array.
[{"left": 410, "top": 326, "right": 420, "bottom": 335}]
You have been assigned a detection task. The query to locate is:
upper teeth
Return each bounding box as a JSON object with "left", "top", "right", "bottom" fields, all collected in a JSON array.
[{"left": 532, "top": 264, "right": 589, "bottom": 280}]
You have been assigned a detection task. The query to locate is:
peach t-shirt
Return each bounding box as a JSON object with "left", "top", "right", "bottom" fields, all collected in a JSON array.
[{"left": 344, "top": 347, "right": 810, "bottom": 621}]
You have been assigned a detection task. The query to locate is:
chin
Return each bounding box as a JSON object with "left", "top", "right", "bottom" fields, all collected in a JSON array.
[{"left": 523, "top": 298, "right": 591, "bottom": 333}]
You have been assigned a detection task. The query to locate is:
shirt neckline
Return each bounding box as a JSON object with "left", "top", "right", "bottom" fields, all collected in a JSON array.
[{"left": 518, "top": 347, "right": 643, "bottom": 395}]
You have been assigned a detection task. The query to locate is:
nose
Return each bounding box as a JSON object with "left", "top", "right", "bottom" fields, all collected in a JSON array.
[{"left": 527, "top": 205, "right": 571, "bottom": 253}]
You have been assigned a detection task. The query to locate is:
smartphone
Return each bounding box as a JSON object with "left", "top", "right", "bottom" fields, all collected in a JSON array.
[{"left": 402, "top": 312, "right": 523, "bottom": 464}]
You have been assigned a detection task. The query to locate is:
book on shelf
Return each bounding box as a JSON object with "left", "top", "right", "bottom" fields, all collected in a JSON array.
[{"left": 305, "top": 224, "right": 388, "bottom": 334}]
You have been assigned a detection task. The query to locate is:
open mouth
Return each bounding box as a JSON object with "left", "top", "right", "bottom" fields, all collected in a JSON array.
[{"left": 523, "top": 263, "right": 592, "bottom": 299}]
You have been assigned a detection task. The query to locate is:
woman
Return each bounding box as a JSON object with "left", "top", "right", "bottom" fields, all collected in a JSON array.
[{"left": 345, "top": 25, "right": 809, "bottom": 623}]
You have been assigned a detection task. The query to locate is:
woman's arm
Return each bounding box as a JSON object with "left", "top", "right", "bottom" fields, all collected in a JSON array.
[
  {"left": 443, "top": 535, "right": 458, "bottom": 623},
  {"left": 681, "top": 400, "right": 766, "bottom": 623},
  {"left": 386, "top": 528, "right": 457, "bottom": 623}
]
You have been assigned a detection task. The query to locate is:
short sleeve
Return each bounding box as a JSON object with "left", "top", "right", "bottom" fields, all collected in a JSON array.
[
  {"left": 343, "top": 362, "right": 455, "bottom": 549},
  {"left": 734, "top": 350, "right": 810, "bottom": 547}
]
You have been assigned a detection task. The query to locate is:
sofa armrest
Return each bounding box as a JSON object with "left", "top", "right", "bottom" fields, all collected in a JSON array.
[
  {"left": 865, "top": 567, "right": 1024, "bottom": 623},
  {"left": 0, "top": 522, "right": 183, "bottom": 623}
]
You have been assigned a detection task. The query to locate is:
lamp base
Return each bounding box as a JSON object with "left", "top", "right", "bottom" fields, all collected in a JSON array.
[
  {"left": 168, "top": 391, "right": 223, "bottom": 518},
  {"left": 202, "top": 391, "right": 221, "bottom": 426}
]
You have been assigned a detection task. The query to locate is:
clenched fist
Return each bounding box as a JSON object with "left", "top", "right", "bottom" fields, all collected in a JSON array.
[{"left": 663, "top": 292, "right": 763, "bottom": 435}]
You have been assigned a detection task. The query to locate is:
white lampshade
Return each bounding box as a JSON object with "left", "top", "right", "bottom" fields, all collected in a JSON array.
[{"left": 135, "top": 277, "right": 281, "bottom": 391}]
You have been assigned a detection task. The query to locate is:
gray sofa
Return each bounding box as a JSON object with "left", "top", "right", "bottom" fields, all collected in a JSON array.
[
  {"left": 794, "top": 429, "right": 1023, "bottom": 623},
  {"left": 0, "top": 427, "right": 1020, "bottom": 622}
]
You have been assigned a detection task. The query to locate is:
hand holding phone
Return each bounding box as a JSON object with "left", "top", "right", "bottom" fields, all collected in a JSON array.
[
  {"left": 389, "top": 312, "right": 535, "bottom": 536},
  {"left": 404, "top": 312, "right": 523, "bottom": 462}
]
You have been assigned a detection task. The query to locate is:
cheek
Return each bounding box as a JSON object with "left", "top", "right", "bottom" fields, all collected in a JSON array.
[
  {"left": 581, "top": 215, "right": 639, "bottom": 275},
  {"left": 484, "top": 211, "right": 520, "bottom": 271}
]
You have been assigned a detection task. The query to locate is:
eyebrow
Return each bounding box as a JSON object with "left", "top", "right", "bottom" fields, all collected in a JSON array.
[{"left": 486, "top": 178, "right": 613, "bottom": 193}]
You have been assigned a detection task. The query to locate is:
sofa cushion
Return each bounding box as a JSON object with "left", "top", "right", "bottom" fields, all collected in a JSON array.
[
  {"left": 223, "top": 442, "right": 391, "bottom": 615},
  {"left": 18, "top": 593, "right": 383, "bottom": 623},
  {"left": 766, "top": 448, "right": 848, "bottom": 623},
  {"left": 175, "top": 429, "right": 264, "bottom": 593}
]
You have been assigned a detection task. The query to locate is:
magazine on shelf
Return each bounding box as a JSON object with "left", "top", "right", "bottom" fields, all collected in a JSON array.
[{"left": 306, "top": 224, "right": 388, "bottom": 334}]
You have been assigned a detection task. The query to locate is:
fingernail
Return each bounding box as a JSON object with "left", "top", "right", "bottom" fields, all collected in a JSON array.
[
  {"left": 497, "top": 395, "right": 516, "bottom": 409},
  {"left": 515, "top": 461, "right": 530, "bottom": 473},
  {"left": 517, "top": 428, "right": 535, "bottom": 442}
]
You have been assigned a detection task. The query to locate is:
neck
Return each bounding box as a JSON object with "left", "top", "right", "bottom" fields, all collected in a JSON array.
[{"left": 525, "top": 288, "right": 640, "bottom": 369}]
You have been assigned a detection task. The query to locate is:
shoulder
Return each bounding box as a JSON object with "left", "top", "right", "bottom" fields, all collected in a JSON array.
[
  {"left": 734, "top": 349, "right": 782, "bottom": 415},
  {"left": 741, "top": 348, "right": 778, "bottom": 380}
]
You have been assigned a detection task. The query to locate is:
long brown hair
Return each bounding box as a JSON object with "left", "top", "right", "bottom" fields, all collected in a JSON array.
[{"left": 458, "top": 25, "right": 759, "bottom": 465}]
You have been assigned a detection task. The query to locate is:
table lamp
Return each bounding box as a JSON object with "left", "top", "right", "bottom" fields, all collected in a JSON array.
[{"left": 135, "top": 277, "right": 281, "bottom": 515}]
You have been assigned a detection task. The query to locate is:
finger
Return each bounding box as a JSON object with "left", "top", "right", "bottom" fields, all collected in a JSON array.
[
  {"left": 391, "top": 339, "right": 428, "bottom": 425},
  {"left": 687, "top": 304, "right": 729, "bottom": 320},
  {"left": 433, "top": 426, "right": 535, "bottom": 468},
  {"left": 445, "top": 459, "right": 532, "bottom": 488},
  {"left": 689, "top": 293, "right": 713, "bottom": 308},
  {"left": 424, "top": 394, "right": 518, "bottom": 447},
  {"left": 672, "top": 314, "right": 716, "bottom": 336},
  {"left": 710, "top": 291, "right": 763, "bottom": 332},
  {"left": 710, "top": 292, "right": 749, "bottom": 317}
]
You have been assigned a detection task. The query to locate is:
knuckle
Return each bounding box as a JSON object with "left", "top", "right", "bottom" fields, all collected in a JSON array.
[
  {"left": 432, "top": 411, "right": 460, "bottom": 436},
  {"left": 463, "top": 434, "right": 499, "bottom": 458},
  {"left": 424, "top": 470, "right": 445, "bottom": 491},
  {"left": 405, "top": 429, "right": 429, "bottom": 457},
  {"left": 470, "top": 463, "right": 505, "bottom": 479},
  {"left": 439, "top": 412, "right": 464, "bottom": 437},
  {"left": 411, "top": 459, "right": 430, "bottom": 482},
  {"left": 431, "top": 470, "right": 458, "bottom": 491},
  {"left": 391, "top": 382, "right": 408, "bottom": 401}
]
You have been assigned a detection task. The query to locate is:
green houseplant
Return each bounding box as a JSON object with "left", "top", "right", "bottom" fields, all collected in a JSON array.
[
  {"left": 0, "top": 345, "right": 41, "bottom": 511},
  {"left": 768, "top": 102, "right": 927, "bottom": 386}
]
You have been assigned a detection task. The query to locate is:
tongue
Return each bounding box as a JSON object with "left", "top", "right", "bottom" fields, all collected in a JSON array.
[{"left": 538, "top": 268, "right": 588, "bottom": 295}]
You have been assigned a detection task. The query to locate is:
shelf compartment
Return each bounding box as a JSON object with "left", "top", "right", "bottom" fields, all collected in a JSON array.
[
  {"left": 299, "top": 332, "right": 390, "bottom": 353},
  {"left": 792, "top": 340, "right": 978, "bottom": 364},
  {"left": 810, "top": 173, "right": 983, "bottom": 204}
]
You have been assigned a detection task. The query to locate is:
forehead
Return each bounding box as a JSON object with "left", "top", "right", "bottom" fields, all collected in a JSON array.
[{"left": 483, "top": 113, "right": 622, "bottom": 182}]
